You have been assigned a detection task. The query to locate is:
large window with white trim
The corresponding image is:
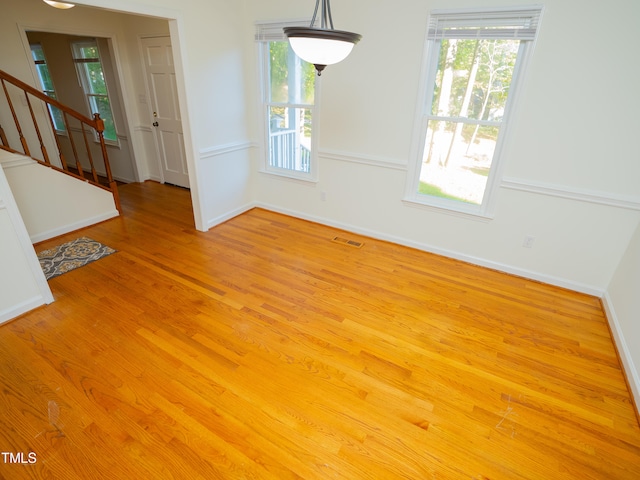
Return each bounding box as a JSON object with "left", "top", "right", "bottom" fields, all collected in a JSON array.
[
  {"left": 71, "top": 40, "right": 117, "bottom": 143},
  {"left": 256, "top": 22, "right": 318, "bottom": 180},
  {"left": 406, "top": 7, "right": 542, "bottom": 216}
]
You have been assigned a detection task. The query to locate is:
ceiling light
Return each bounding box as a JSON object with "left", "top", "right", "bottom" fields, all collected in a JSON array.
[
  {"left": 284, "top": 0, "right": 361, "bottom": 76},
  {"left": 43, "top": 1, "right": 76, "bottom": 9}
]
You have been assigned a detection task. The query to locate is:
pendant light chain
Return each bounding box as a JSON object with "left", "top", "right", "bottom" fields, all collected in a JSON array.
[
  {"left": 310, "top": 0, "right": 335, "bottom": 30},
  {"left": 284, "top": 0, "right": 361, "bottom": 75}
]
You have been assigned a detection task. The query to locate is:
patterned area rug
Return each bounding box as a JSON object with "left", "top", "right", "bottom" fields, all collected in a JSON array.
[{"left": 38, "top": 237, "right": 116, "bottom": 280}]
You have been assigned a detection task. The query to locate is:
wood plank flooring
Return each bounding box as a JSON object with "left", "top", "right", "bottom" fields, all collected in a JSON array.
[{"left": 1, "top": 181, "right": 639, "bottom": 479}]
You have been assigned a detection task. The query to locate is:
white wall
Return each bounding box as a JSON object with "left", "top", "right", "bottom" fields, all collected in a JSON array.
[
  {"left": 1, "top": 153, "right": 118, "bottom": 243},
  {"left": 0, "top": 152, "right": 53, "bottom": 324},
  {"left": 245, "top": 0, "right": 640, "bottom": 295},
  {"left": 605, "top": 221, "right": 640, "bottom": 411}
]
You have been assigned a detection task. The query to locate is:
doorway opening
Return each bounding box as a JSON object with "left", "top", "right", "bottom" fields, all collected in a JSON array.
[{"left": 18, "top": 0, "right": 202, "bottom": 228}]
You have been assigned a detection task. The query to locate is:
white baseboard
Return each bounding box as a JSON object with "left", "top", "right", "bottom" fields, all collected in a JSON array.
[
  {"left": 206, "top": 203, "right": 256, "bottom": 230},
  {"left": 0, "top": 295, "right": 49, "bottom": 325},
  {"left": 141, "top": 175, "right": 163, "bottom": 183},
  {"left": 30, "top": 210, "right": 120, "bottom": 244},
  {"left": 601, "top": 293, "right": 640, "bottom": 414},
  {"left": 253, "top": 201, "right": 604, "bottom": 297}
]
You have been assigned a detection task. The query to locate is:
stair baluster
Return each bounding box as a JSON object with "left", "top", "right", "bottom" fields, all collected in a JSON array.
[{"left": 0, "top": 68, "right": 121, "bottom": 213}]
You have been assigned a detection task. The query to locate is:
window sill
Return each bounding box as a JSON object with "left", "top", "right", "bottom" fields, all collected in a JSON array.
[
  {"left": 258, "top": 169, "right": 318, "bottom": 185},
  {"left": 402, "top": 196, "right": 494, "bottom": 222}
]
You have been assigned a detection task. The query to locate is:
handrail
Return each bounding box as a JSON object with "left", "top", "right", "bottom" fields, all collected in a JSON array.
[{"left": 0, "top": 68, "right": 121, "bottom": 213}]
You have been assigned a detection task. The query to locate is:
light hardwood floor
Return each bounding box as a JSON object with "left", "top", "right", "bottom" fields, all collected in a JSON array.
[{"left": 1, "top": 181, "right": 639, "bottom": 479}]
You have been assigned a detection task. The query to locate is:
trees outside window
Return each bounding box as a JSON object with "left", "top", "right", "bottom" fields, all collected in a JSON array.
[
  {"left": 257, "top": 22, "right": 318, "bottom": 180},
  {"left": 71, "top": 40, "right": 117, "bottom": 143},
  {"left": 30, "top": 43, "right": 65, "bottom": 133},
  {"left": 407, "top": 7, "right": 543, "bottom": 216}
]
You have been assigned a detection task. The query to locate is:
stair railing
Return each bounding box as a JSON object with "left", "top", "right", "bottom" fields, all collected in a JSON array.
[{"left": 0, "top": 68, "right": 121, "bottom": 213}]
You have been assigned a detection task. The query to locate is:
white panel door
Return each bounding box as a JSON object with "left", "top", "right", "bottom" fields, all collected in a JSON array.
[{"left": 141, "top": 36, "right": 189, "bottom": 188}]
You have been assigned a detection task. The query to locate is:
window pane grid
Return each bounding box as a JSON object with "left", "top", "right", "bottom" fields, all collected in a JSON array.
[
  {"left": 428, "top": 116, "right": 502, "bottom": 127},
  {"left": 268, "top": 106, "right": 312, "bottom": 174},
  {"left": 30, "top": 43, "right": 66, "bottom": 132},
  {"left": 258, "top": 31, "right": 317, "bottom": 178},
  {"left": 266, "top": 102, "right": 314, "bottom": 109},
  {"left": 72, "top": 40, "right": 117, "bottom": 143},
  {"left": 421, "top": 36, "right": 517, "bottom": 204},
  {"left": 410, "top": 6, "right": 542, "bottom": 214},
  {"left": 420, "top": 119, "right": 499, "bottom": 205}
]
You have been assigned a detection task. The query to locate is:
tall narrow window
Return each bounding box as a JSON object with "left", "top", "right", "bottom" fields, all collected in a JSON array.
[
  {"left": 256, "top": 22, "right": 318, "bottom": 180},
  {"left": 30, "top": 43, "right": 65, "bottom": 133},
  {"left": 407, "top": 7, "right": 542, "bottom": 216},
  {"left": 71, "top": 40, "right": 117, "bottom": 143}
]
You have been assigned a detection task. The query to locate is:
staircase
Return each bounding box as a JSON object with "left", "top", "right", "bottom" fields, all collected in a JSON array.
[{"left": 0, "top": 68, "right": 121, "bottom": 213}]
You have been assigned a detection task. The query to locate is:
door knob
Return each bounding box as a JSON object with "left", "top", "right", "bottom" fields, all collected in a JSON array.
[{"left": 153, "top": 121, "right": 159, "bottom": 127}]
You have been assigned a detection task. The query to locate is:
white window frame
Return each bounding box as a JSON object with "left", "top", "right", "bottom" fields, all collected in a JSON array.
[
  {"left": 405, "top": 6, "right": 543, "bottom": 218},
  {"left": 30, "top": 43, "right": 66, "bottom": 135},
  {"left": 256, "top": 21, "right": 320, "bottom": 182},
  {"left": 71, "top": 39, "right": 119, "bottom": 146}
]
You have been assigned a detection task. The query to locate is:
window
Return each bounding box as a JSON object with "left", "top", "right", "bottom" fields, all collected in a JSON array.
[
  {"left": 71, "top": 40, "right": 117, "bottom": 143},
  {"left": 30, "top": 43, "right": 66, "bottom": 133},
  {"left": 406, "top": 7, "right": 542, "bottom": 216},
  {"left": 256, "top": 22, "right": 318, "bottom": 180}
]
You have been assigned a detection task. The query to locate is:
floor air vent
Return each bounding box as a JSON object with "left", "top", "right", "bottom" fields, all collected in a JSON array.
[{"left": 332, "top": 236, "right": 364, "bottom": 248}]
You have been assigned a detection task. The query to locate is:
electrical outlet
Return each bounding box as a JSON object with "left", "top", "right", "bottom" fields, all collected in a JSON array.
[
  {"left": 320, "top": 191, "right": 326, "bottom": 202},
  {"left": 523, "top": 235, "right": 535, "bottom": 248}
]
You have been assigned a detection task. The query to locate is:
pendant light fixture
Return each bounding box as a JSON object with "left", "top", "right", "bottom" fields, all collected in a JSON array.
[
  {"left": 284, "top": 0, "right": 361, "bottom": 76},
  {"left": 43, "top": 0, "right": 75, "bottom": 9}
]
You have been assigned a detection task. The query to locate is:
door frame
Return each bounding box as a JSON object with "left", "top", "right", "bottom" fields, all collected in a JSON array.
[
  {"left": 20, "top": 27, "right": 139, "bottom": 183},
  {"left": 27, "top": 0, "right": 205, "bottom": 231},
  {"left": 139, "top": 34, "right": 189, "bottom": 189}
]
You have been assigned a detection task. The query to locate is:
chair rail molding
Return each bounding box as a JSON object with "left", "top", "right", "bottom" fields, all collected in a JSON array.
[
  {"left": 199, "top": 141, "right": 256, "bottom": 161},
  {"left": 320, "top": 149, "right": 408, "bottom": 171},
  {"left": 501, "top": 177, "right": 640, "bottom": 211}
]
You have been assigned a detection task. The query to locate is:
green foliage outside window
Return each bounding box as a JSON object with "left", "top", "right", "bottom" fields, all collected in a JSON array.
[
  {"left": 432, "top": 39, "right": 519, "bottom": 129},
  {"left": 30, "top": 44, "right": 66, "bottom": 132},
  {"left": 420, "top": 37, "right": 521, "bottom": 205},
  {"left": 265, "top": 40, "right": 316, "bottom": 175},
  {"left": 269, "top": 41, "right": 315, "bottom": 105},
  {"left": 72, "top": 41, "right": 117, "bottom": 142}
]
